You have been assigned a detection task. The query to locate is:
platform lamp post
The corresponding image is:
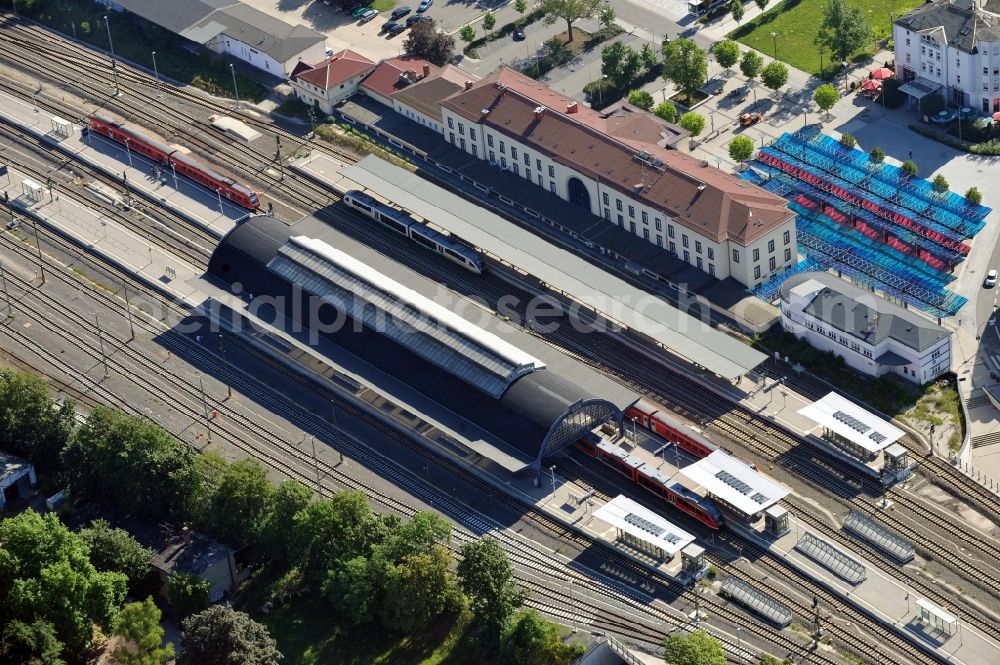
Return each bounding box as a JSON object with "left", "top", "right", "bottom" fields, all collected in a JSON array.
[
  {"left": 123, "top": 137, "right": 133, "bottom": 167},
  {"left": 735, "top": 626, "right": 743, "bottom": 664},
  {"left": 103, "top": 16, "right": 120, "bottom": 97},
  {"left": 218, "top": 332, "right": 232, "bottom": 399},
  {"left": 0, "top": 261, "right": 13, "bottom": 318},
  {"left": 151, "top": 50, "right": 161, "bottom": 99},
  {"left": 549, "top": 465, "right": 557, "bottom": 495},
  {"left": 769, "top": 31, "right": 778, "bottom": 61},
  {"left": 30, "top": 217, "right": 45, "bottom": 284},
  {"left": 229, "top": 63, "right": 240, "bottom": 110},
  {"left": 842, "top": 60, "right": 849, "bottom": 94}
]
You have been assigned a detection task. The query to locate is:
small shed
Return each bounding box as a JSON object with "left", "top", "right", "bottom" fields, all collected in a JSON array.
[
  {"left": 0, "top": 452, "right": 37, "bottom": 509},
  {"left": 151, "top": 528, "right": 238, "bottom": 603}
]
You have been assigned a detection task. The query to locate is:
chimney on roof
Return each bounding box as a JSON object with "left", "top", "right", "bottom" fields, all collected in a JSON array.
[
  {"left": 495, "top": 82, "right": 508, "bottom": 91},
  {"left": 422, "top": 64, "right": 430, "bottom": 78},
  {"left": 533, "top": 106, "right": 546, "bottom": 121},
  {"left": 566, "top": 101, "right": 578, "bottom": 114},
  {"left": 464, "top": 80, "right": 474, "bottom": 90},
  {"left": 181, "top": 526, "right": 192, "bottom": 545}
]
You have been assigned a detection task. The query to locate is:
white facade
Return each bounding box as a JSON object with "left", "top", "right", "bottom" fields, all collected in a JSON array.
[
  {"left": 893, "top": 10, "right": 1000, "bottom": 113},
  {"left": 212, "top": 35, "right": 326, "bottom": 77},
  {"left": 392, "top": 99, "right": 445, "bottom": 134},
  {"left": 780, "top": 278, "right": 952, "bottom": 384},
  {"left": 440, "top": 106, "right": 797, "bottom": 288},
  {"left": 292, "top": 72, "right": 370, "bottom": 114}
]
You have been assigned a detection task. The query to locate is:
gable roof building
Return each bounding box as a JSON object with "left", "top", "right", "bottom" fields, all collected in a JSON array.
[
  {"left": 437, "top": 67, "right": 795, "bottom": 287},
  {"left": 290, "top": 49, "right": 376, "bottom": 113}
]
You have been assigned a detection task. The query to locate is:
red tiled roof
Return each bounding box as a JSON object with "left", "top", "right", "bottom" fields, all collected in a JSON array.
[
  {"left": 390, "top": 66, "right": 475, "bottom": 122},
  {"left": 296, "top": 49, "right": 374, "bottom": 91},
  {"left": 360, "top": 55, "right": 440, "bottom": 98},
  {"left": 440, "top": 68, "right": 792, "bottom": 245}
]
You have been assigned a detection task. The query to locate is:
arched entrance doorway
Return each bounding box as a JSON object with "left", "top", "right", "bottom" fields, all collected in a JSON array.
[{"left": 567, "top": 177, "right": 591, "bottom": 211}]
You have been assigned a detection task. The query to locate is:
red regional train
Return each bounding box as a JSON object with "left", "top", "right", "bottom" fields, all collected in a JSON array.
[
  {"left": 573, "top": 433, "right": 724, "bottom": 529},
  {"left": 87, "top": 115, "right": 260, "bottom": 210}
]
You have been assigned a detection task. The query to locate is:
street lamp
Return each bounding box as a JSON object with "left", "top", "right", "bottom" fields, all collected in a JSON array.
[
  {"left": 229, "top": 63, "right": 240, "bottom": 109},
  {"left": 818, "top": 47, "right": 825, "bottom": 80},
  {"left": 769, "top": 31, "right": 778, "bottom": 61},
  {"left": 842, "top": 60, "right": 849, "bottom": 93},
  {"left": 104, "top": 16, "right": 121, "bottom": 96},
  {"left": 151, "top": 50, "right": 161, "bottom": 98}
]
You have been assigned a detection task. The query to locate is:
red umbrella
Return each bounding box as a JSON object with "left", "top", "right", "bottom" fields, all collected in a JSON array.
[
  {"left": 993, "top": 111, "right": 1000, "bottom": 122},
  {"left": 871, "top": 67, "right": 894, "bottom": 80},
  {"left": 861, "top": 79, "right": 882, "bottom": 91}
]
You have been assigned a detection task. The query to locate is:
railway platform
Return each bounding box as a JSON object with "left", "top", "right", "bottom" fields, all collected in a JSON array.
[
  {"left": 0, "top": 163, "right": 206, "bottom": 306},
  {"left": 0, "top": 88, "right": 247, "bottom": 237},
  {"left": 733, "top": 513, "right": 1000, "bottom": 665}
]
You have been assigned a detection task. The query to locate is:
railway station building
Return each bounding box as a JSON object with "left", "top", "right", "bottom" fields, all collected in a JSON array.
[
  {"left": 205, "top": 215, "right": 637, "bottom": 481},
  {"left": 289, "top": 49, "right": 375, "bottom": 114}
]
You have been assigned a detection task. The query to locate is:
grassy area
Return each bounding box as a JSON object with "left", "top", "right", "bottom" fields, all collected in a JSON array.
[
  {"left": 10, "top": 0, "right": 267, "bottom": 101},
  {"left": 730, "top": 0, "right": 921, "bottom": 76},
  {"left": 273, "top": 98, "right": 314, "bottom": 120},
  {"left": 372, "top": 0, "right": 397, "bottom": 11},
  {"left": 903, "top": 380, "right": 964, "bottom": 450},
  {"left": 314, "top": 122, "right": 417, "bottom": 171}
]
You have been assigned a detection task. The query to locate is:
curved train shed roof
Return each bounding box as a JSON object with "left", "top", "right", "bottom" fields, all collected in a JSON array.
[{"left": 207, "top": 215, "right": 633, "bottom": 461}]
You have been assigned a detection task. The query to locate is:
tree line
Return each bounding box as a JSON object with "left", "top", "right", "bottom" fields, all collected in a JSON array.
[{"left": 0, "top": 369, "right": 581, "bottom": 664}]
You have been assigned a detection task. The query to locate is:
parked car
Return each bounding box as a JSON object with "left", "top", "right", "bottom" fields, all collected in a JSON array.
[
  {"left": 985, "top": 269, "right": 998, "bottom": 288},
  {"left": 739, "top": 111, "right": 764, "bottom": 126},
  {"left": 512, "top": 27, "right": 526, "bottom": 41},
  {"left": 390, "top": 5, "right": 412, "bottom": 19},
  {"left": 381, "top": 19, "right": 397, "bottom": 32},
  {"left": 351, "top": 4, "right": 371, "bottom": 16},
  {"left": 417, "top": 0, "right": 433, "bottom": 11},
  {"left": 406, "top": 14, "right": 431, "bottom": 26},
  {"left": 358, "top": 7, "right": 378, "bottom": 21},
  {"left": 387, "top": 22, "right": 407, "bottom": 35}
]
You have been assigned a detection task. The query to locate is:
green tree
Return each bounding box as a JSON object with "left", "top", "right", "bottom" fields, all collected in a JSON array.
[
  {"left": 661, "top": 38, "right": 708, "bottom": 101},
  {"left": 761, "top": 61, "right": 788, "bottom": 94},
  {"left": 403, "top": 20, "right": 455, "bottom": 66},
  {"left": 203, "top": 459, "right": 275, "bottom": 549},
  {"left": 839, "top": 133, "right": 856, "bottom": 148},
  {"left": 818, "top": 0, "right": 872, "bottom": 62},
  {"left": 679, "top": 111, "right": 705, "bottom": 137},
  {"left": 166, "top": 572, "right": 209, "bottom": 621},
  {"left": 728, "top": 135, "right": 754, "bottom": 165},
  {"left": 965, "top": 186, "right": 982, "bottom": 205},
  {"left": 483, "top": 11, "right": 497, "bottom": 34},
  {"left": 662, "top": 629, "right": 725, "bottom": 665},
  {"left": 712, "top": 40, "right": 740, "bottom": 70},
  {"left": 812, "top": 83, "right": 840, "bottom": 116},
  {"left": 178, "top": 606, "right": 281, "bottom": 665},
  {"left": 0, "top": 620, "right": 64, "bottom": 665},
  {"left": 539, "top": 0, "right": 602, "bottom": 42},
  {"left": 739, "top": 50, "right": 764, "bottom": 81},
  {"left": 515, "top": 0, "right": 528, "bottom": 17},
  {"left": 755, "top": 0, "right": 768, "bottom": 10},
  {"left": 598, "top": 2, "right": 616, "bottom": 29},
  {"left": 870, "top": 145, "right": 885, "bottom": 162},
  {"left": 112, "top": 597, "right": 175, "bottom": 665},
  {"left": 628, "top": 89, "right": 655, "bottom": 110},
  {"left": 731, "top": 0, "right": 745, "bottom": 22},
  {"left": 458, "top": 538, "right": 526, "bottom": 641},
  {"left": 377, "top": 511, "right": 453, "bottom": 563},
  {"left": 292, "top": 490, "right": 382, "bottom": 576},
  {"left": 502, "top": 610, "right": 584, "bottom": 665},
  {"left": 654, "top": 100, "right": 678, "bottom": 122},
  {"left": 932, "top": 173, "right": 948, "bottom": 190},
  {"left": 601, "top": 40, "right": 627, "bottom": 82},
  {"left": 900, "top": 160, "right": 918, "bottom": 176},
  {"left": 261, "top": 479, "right": 312, "bottom": 565},
  {"left": 0, "top": 369, "right": 75, "bottom": 483},
  {"left": 0, "top": 510, "right": 127, "bottom": 656},
  {"left": 62, "top": 406, "right": 202, "bottom": 523},
  {"left": 640, "top": 42, "right": 658, "bottom": 71},
  {"left": 460, "top": 24, "right": 476, "bottom": 44},
  {"left": 77, "top": 519, "right": 154, "bottom": 592},
  {"left": 758, "top": 656, "right": 792, "bottom": 665},
  {"left": 322, "top": 556, "right": 378, "bottom": 624},
  {"left": 621, "top": 48, "right": 643, "bottom": 87},
  {"left": 380, "top": 546, "right": 461, "bottom": 634}
]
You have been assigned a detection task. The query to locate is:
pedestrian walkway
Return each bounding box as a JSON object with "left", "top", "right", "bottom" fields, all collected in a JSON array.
[
  {"left": 0, "top": 88, "right": 248, "bottom": 237},
  {"left": 1, "top": 164, "right": 206, "bottom": 307}
]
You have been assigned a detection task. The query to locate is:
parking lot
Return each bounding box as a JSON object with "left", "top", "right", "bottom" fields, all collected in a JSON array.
[{"left": 238, "top": 0, "right": 477, "bottom": 63}]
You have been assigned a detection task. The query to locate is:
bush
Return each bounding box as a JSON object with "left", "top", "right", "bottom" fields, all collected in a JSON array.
[
  {"left": 654, "top": 99, "right": 678, "bottom": 122},
  {"left": 869, "top": 146, "right": 885, "bottom": 163},
  {"left": 901, "top": 159, "right": 918, "bottom": 176},
  {"left": 839, "top": 133, "right": 856, "bottom": 148},
  {"left": 627, "top": 89, "right": 655, "bottom": 111},
  {"left": 932, "top": 173, "right": 948, "bottom": 191},
  {"left": 679, "top": 111, "right": 705, "bottom": 138},
  {"left": 966, "top": 187, "right": 983, "bottom": 205},
  {"left": 167, "top": 572, "right": 210, "bottom": 621}
]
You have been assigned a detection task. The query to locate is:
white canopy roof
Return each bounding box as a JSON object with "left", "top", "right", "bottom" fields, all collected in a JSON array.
[
  {"left": 593, "top": 495, "right": 695, "bottom": 557},
  {"left": 679, "top": 450, "right": 789, "bottom": 516},
  {"left": 798, "top": 392, "right": 903, "bottom": 454}
]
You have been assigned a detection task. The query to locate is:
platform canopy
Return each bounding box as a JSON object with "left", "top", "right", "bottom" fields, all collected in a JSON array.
[
  {"left": 341, "top": 156, "right": 766, "bottom": 380},
  {"left": 593, "top": 495, "right": 695, "bottom": 557},
  {"left": 797, "top": 392, "right": 903, "bottom": 455},
  {"left": 679, "top": 450, "right": 788, "bottom": 516}
]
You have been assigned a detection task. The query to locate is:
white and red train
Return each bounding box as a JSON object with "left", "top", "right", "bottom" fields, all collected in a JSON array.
[
  {"left": 573, "top": 397, "right": 752, "bottom": 530},
  {"left": 87, "top": 115, "right": 260, "bottom": 210}
]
